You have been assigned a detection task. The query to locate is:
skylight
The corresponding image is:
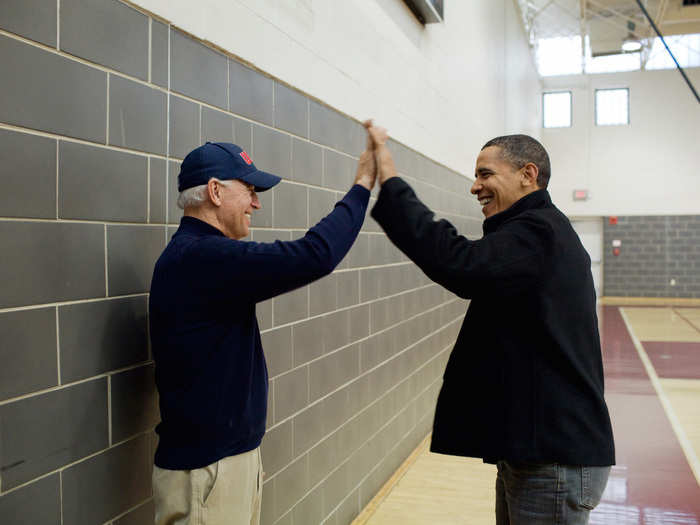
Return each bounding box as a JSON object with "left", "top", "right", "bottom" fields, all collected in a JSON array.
[{"left": 536, "top": 33, "right": 700, "bottom": 76}]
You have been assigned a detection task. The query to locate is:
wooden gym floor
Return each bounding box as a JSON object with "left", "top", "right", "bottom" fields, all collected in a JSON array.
[{"left": 353, "top": 302, "right": 700, "bottom": 525}]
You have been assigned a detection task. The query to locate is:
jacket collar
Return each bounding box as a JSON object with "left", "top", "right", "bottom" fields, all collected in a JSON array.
[
  {"left": 482, "top": 189, "right": 552, "bottom": 235},
  {"left": 176, "top": 215, "right": 226, "bottom": 237}
]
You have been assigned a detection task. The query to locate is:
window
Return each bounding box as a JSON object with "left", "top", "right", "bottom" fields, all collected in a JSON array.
[
  {"left": 536, "top": 36, "right": 583, "bottom": 76},
  {"left": 543, "top": 91, "right": 572, "bottom": 128},
  {"left": 535, "top": 32, "right": 700, "bottom": 75},
  {"left": 645, "top": 33, "right": 700, "bottom": 70},
  {"left": 595, "top": 88, "right": 629, "bottom": 126}
]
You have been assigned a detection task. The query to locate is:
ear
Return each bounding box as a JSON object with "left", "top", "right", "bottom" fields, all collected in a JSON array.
[
  {"left": 207, "top": 179, "right": 223, "bottom": 206},
  {"left": 521, "top": 163, "right": 539, "bottom": 188}
]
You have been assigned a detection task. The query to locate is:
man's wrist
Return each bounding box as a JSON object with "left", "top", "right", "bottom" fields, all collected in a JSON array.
[
  {"left": 379, "top": 173, "right": 397, "bottom": 185},
  {"left": 354, "top": 177, "right": 373, "bottom": 191}
]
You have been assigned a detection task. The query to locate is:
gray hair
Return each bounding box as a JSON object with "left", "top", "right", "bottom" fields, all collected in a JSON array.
[
  {"left": 481, "top": 135, "right": 551, "bottom": 189},
  {"left": 176, "top": 178, "right": 232, "bottom": 209}
]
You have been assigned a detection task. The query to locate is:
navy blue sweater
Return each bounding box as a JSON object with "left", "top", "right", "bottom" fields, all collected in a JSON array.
[{"left": 149, "top": 185, "right": 369, "bottom": 469}]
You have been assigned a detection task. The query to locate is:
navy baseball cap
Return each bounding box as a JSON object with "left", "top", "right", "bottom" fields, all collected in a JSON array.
[{"left": 178, "top": 142, "right": 281, "bottom": 192}]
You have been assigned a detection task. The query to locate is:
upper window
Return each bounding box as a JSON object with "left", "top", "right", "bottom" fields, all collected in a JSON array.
[
  {"left": 595, "top": 88, "right": 629, "bottom": 126},
  {"left": 537, "top": 37, "right": 583, "bottom": 76},
  {"left": 535, "top": 33, "right": 700, "bottom": 76},
  {"left": 646, "top": 33, "right": 700, "bottom": 70},
  {"left": 543, "top": 91, "right": 572, "bottom": 128}
]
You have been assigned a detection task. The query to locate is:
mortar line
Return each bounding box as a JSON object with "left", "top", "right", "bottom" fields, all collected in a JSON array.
[
  {"left": 56, "top": 307, "right": 61, "bottom": 385},
  {"left": 0, "top": 361, "right": 152, "bottom": 407},
  {"left": 266, "top": 340, "right": 453, "bottom": 490},
  {"left": 271, "top": 76, "right": 276, "bottom": 128},
  {"left": 56, "top": 0, "right": 60, "bottom": 50},
  {"left": 107, "top": 375, "right": 113, "bottom": 445},
  {"left": 0, "top": 216, "right": 169, "bottom": 226},
  {"left": 0, "top": 29, "right": 476, "bottom": 189},
  {"left": 104, "top": 225, "right": 109, "bottom": 296},
  {"left": 261, "top": 283, "right": 452, "bottom": 335},
  {"left": 106, "top": 74, "right": 110, "bottom": 144},
  {"left": 146, "top": 158, "right": 151, "bottom": 222},
  {"left": 0, "top": 122, "right": 168, "bottom": 160},
  {"left": 59, "top": 470, "right": 64, "bottom": 525},
  {"left": 267, "top": 312, "right": 462, "bottom": 431},
  {"left": 148, "top": 17, "right": 152, "bottom": 84},
  {"left": 0, "top": 431, "right": 153, "bottom": 497},
  {"left": 55, "top": 140, "right": 59, "bottom": 219},
  {"left": 0, "top": 293, "right": 148, "bottom": 315},
  {"left": 107, "top": 498, "right": 153, "bottom": 525},
  {"left": 0, "top": 118, "right": 476, "bottom": 215}
]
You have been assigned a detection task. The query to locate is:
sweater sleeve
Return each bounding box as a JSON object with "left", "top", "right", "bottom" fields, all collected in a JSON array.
[
  {"left": 193, "top": 184, "right": 369, "bottom": 304},
  {"left": 371, "top": 177, "right": 550, "bottom": 299}
]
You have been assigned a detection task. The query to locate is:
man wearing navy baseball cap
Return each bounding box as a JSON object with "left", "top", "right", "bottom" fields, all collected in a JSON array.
[{"left": 149, "top": 134, "right": 376, "bottom": 524}]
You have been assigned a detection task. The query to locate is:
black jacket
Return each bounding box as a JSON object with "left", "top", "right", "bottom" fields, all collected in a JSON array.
[{"left": 372, "top": 178, "right": 614, "bottom": 466}]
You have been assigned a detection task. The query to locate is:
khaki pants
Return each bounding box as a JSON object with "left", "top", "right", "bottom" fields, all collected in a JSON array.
[{"left": 153, "top": 448, "right": 263, "bottom": 525}]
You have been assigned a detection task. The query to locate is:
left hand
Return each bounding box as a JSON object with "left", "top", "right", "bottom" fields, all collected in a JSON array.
[
  {"left": 364, "top": 121, "right": 397, "bottom": 185},
  {"left": 353, "top": 119, "right": 378, "bottom": 191},
  {"left": 354, "top": 149, "right": 377, "bottom": 191}
]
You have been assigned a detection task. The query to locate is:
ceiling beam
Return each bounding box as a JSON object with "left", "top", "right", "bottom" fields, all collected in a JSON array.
[
  {"left": 586, "top": 0, "right": 646, "bottom": 36},
  {"left": 661, "top": 18, "right": 700, "bottom": 25},
  {"left": 642, "top": 0, "right": 669, "bottom": 67},
  {"left": 531, "top": 0, "right": 558, "bottom": 22},
  {"left": 565, "top": 2, "right": 633, "bottom": 36},
  {"left": 513, "top": 0, "right": 536, "bottom": 46},
  {"left": 650, "top": 0, "right": 669, "bottom": 35}
]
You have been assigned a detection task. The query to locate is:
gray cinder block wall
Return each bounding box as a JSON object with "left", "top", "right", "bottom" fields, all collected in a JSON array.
[
  {"left": 0, "top": 1, "right": 483, "bottom": 524},
  {"left": 603, "top": 216, "right": 700, "bottom": 298}
]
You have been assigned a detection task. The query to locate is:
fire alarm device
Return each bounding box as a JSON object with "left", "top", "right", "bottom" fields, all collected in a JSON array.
[
  {"left": 609, "top": 216, "right": 618, "bottom": 225},
  {"left": 573, "top": 189, "right": 589, "bottom": 201}
]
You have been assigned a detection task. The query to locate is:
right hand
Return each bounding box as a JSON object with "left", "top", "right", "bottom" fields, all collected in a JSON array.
[{"left": 364, "top": 121, "right": 397, "bottom": 185}]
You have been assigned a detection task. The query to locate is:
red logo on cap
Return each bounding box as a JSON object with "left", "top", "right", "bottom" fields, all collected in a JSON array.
[{"left": 239, "top": 151, "right": 253, "bottom": 165}]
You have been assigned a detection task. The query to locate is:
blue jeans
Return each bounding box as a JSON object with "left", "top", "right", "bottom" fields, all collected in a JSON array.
[{"left": 496, "top": 461, "right": 610, "bottom": 525}]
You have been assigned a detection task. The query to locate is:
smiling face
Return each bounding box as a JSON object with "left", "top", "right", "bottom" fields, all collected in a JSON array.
[
  {"left": 471, "top": 146, "right": 538, "bottom": 218},
  {"left": 218, "top": 179, "right": 260, "bottom": 239}
]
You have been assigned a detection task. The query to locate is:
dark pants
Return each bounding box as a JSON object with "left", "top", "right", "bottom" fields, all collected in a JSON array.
[{"left": 496, "top": 461, "right": 610, "bottom": 525}]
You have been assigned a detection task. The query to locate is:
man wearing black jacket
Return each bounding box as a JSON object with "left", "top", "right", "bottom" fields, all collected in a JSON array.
[
  {"left": 367, "top": 126, "right": 614, "bottom": 525},
  {"left": 150, "top": 139, "right": 375, "bottom": 525}
]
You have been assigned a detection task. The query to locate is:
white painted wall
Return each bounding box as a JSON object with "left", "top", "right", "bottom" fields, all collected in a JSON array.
[
  {"left": 504, "top": 1, "right": 541, "bottom": 138},
  {"left": 542, "top": 68, "right": 700, "bottom": 216},
  {"left": 130, "top": 0, "right": 541, "bottom": 176}
]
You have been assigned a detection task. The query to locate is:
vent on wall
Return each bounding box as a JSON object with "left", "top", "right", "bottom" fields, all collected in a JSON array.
[
  {"left": 402, "top": 0, "right": 444, "bottom": 24},
  {"left": 683, "top": 0, "right": 700, "bottom": 5}
]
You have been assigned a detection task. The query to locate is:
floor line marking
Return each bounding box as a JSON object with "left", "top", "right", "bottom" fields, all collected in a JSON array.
[
  {"left": 672, "top": 307, "right": 700, "bottom": 336},
  {"left": 620, "top": 307, "right": 700, "bottom": 487}
]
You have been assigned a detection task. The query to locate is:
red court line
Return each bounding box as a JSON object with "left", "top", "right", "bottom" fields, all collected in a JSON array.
[
  {"left": 592, "top": 306, "right": 700, "bottom": 524},
  {"left": 643, "top": 341, "right": 700, "bottom": 380}
]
